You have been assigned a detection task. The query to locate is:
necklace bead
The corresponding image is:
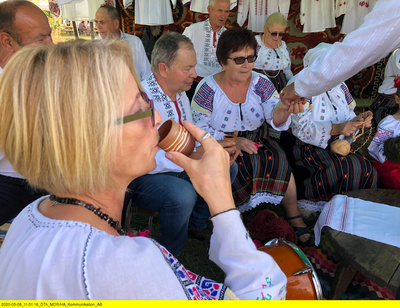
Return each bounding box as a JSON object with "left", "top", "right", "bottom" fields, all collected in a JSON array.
[{"left": 49, "top": 195, "right": 126, "bottom": 235}]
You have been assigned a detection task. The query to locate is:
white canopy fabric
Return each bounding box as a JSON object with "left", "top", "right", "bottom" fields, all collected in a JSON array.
[{"left": 58, "top": 0, "right": 115, "bottom": 21}]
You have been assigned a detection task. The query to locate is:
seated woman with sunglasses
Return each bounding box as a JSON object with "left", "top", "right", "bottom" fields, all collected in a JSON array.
[
  {"left": 0, "top": 39, "right": 287, "bottom": 300},
  {"left": 191, "top": 28, "right": 311, "bottom": 245},
  {"left": 252, "top": 12, "right": 293, "bottom": 93}
]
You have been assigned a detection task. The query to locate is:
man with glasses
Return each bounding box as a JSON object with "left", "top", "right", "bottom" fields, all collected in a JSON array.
[
  {"left": 0, "top": 0, "right": 52, "bottom": 226},
  {"left": 183, "top": 0, "right": 231, "bottom": 101},
  {"left": 95, "top": 4, "right": 151, "bottom": 81},
  {"left": 123, "top": 32, "right": 238, "bottom": 258}
]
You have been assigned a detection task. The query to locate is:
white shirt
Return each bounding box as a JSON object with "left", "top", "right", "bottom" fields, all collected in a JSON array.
[
  {"left": 300, "top": 0, "right": 336, "bottom": 33},
  {"left": 341, "top": 0, "right": 377, "bottom": 34},
  {"left": 368, "top": 115, "right": 400, "bottom": 163},
  {"left": 182, "top": 19, "right": 225, "bottom": 78},
  {"left": 134, "top": 0, "right": 176, "bottom": 25},
  {"left": 120, "top": 31, "right": 151, "bottom": 81},
  {"left": 142, "top": 73, "right": 191, "bottom": 174},
  {"left": 0, "top": 197, "right": 287, "bottom": 300},
  {"left": 295, "top": 0, "right": 400, "bottom": 98},
  {"left": 60, "top": 0, "right": 106, "bottom": 21},
  {"left": 237, "top": 0, "right": 291, "bottom": 33},
  {"left": 290, "top": 83, "right": 357, "bottom": 149},
  {"left": 191, "top": 71, "right": 289, "bottom": 141},
  {"left": 253, "top": 35, "right": 293, "bottom": 81}
]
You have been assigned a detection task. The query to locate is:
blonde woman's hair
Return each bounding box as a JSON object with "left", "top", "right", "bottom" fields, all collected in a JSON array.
[
  {"left": 0, "top": 39, "right": 140, "bottom": 195},
  {"left": 265, "top": 12, "right": 287, "bottom": 29}
]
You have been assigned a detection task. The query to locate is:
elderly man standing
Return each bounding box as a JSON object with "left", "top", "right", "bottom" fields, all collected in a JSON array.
[
  {"left": 183, "top": 0, "right": 231, "bottom": 100},
  {"left": 0, "top": 0, "right": 52, "bottom": 226},
  {"left": 124, "top": 32, "right": 237, "bottom": 258},
  {"left": 95, "top": 4, "right": 151, "bottom": 81}
]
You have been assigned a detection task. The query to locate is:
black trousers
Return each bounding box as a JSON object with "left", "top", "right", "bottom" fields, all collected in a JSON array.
[{"left": 0, "top": 174, "right": 47, "bottom": 225}]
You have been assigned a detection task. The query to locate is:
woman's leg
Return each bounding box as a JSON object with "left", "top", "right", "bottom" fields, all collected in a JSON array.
[{"left": 280, "top": 174, "right": 311, "bottom": 244}]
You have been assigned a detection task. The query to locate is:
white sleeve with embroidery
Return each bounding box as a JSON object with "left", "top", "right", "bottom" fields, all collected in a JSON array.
[
  {"left": 209, "top": 210, "right": 287, "bottom": 300},
  {"left": 290, "top": 103, "right": 333, "bottom": 149}
]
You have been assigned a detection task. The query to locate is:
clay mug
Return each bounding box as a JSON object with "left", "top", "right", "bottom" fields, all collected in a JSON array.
[
  {"left": 224, "top": 134, "right": 236, "bottom": 142},
  {"left": 223, "top": 131, "right": 238, "bottom": 143},
  {"left": 158, "top": 119, "right": 195, "bottom": 156}
]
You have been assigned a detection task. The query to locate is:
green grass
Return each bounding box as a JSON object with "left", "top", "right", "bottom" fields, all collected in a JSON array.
[{"left": 59, "top": 34, "right": 98, "bottom": 42}]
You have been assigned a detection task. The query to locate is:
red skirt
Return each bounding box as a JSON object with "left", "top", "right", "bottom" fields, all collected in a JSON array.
[{"left": 373, "top": 160, "right": 400, "bottom": 190}]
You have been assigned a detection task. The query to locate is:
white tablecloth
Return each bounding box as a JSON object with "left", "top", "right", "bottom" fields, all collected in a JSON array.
[{"left": 314, "top": 194, "right": 400, "bottom": 248}]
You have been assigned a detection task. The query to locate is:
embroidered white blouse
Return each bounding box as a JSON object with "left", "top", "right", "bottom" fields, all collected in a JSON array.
[
  {"left": 0, "top": 197, "right": 287, "bottom": 300},
  {"left": 191, "top": 72, "right": 289, "bottom": 141},
  {"left": 182, "top": 19, "right": 225, "bottom": 78},
  {"left": 341, "top": 0, "right": 377, "bottom": 34},
  {"left": 290, "top": 83, "right": 356, "bottom": 149},
  {"left": 253, "top": 35, "right": 293, "bottom": 81},
  {"left": 237, "top": 0, "right": 291, "bottom": 33},
  {"left": 368, "top": 115, "right": 400, "bottom": 163}
]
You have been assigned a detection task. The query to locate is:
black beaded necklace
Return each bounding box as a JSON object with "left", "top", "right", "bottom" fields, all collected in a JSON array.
[{"left": 49, "top": 194, "right": 126, "bottom": 235}]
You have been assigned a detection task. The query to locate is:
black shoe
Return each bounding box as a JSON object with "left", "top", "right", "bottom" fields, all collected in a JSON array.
[{"left": 188, "top": 226, "right": 212, "bottom": 241}]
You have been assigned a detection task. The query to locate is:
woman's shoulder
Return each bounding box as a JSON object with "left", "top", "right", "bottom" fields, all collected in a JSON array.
[{"left": 378, "top": 115, "right": 399, "bottom": 128}]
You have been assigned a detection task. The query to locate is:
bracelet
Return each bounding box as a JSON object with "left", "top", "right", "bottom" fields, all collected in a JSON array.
[
  {"left": 209, "top": 208, "right": 239, "bottom": 220},
  {"left": 277, "top": 101, "right": 281, "bottom": 108}
]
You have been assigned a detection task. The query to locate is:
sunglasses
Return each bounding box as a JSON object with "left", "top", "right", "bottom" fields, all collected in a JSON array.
[
  {"left": 116, "top": 91, "right": 155, "bottom": 127},
  {"left": 267, "top": 28, "right": 285, "bottom": 38},
  {"left": 227, "top": 54, "right": 258, "bottom": 65}
]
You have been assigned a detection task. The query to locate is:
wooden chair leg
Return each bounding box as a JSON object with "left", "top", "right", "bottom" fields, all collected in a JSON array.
[{"left": 329, "top": 256, "right": 357, "bottom": 300}]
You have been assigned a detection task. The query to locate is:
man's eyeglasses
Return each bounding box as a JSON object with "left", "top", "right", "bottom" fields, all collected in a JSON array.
[
  {"left": 227, "top": 54, "right": 258, "bottom": 65},
  {"left": 267, "top": 28, "right": 285, "bottom": 38},
  {"left": 116, "top": 91, "right": 155, "bottom": 127}
]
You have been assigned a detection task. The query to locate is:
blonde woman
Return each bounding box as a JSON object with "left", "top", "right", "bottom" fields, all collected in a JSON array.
[
  {"left": 253, "top": 12, "right": 293, "bottom": 92},
  {"left": 0, "top": 39, "right": 286, "bottom": 300}
]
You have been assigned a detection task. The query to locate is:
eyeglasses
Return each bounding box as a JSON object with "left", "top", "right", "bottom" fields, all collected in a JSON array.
[
  {"left": 267, "top": 28, "right": 285, "bottom": 38},
  {"left": 116, "top": 91, "right": 155, "bottom": 127},
  {"left": 227, "top": 54, "right": 258, "bottom": 65}
]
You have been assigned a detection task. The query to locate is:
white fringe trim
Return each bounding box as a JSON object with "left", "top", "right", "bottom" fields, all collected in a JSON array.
[
  {"left": 237, "top": 193, "right": 283, "bottom": 213},
  {"left": 297, "top": 199, "right": 328, "bottom": 212}
]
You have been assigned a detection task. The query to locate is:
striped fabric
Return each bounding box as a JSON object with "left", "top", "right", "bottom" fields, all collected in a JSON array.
[
  {"left": 253, "top": 69, "right": 288, "bottom": 93},
  {"left": 279, "top": 131, "right": 378, "bottom": 202},
  {"left": 232, "top": 123, "right": 292, "bottom": 212},
  {"left": 314, "top": 194, "right": 400, "bottom": 248},
  {"left": 369, "top": 93, "right": 399, "bottom": 126}
]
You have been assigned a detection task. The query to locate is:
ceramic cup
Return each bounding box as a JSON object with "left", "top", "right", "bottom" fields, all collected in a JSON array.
[
  {"left": 223, "top": 134, "right": 236, "bottom": 142},
  {"left": 158, "top": 119, "right": 195, "bottom": 156}
]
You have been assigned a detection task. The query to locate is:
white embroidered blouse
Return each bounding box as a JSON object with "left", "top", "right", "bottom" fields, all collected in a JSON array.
[
  {"left": 0, "top": 197, "right": 287, "bottom": 300},
  {"left": 289, "top": 83, "right": 356, "bottom": 149},
  {"left": 368, "top": 115, "right": 400, "bottom": 163},
  {"left": 253, "top": 35, "right": 293, "bottom": 81},
  {"left": 191, "top": 71, "right": 289, "bottom": 141}
]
